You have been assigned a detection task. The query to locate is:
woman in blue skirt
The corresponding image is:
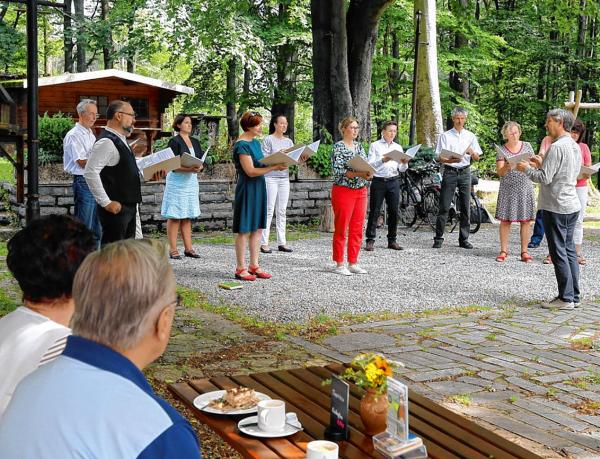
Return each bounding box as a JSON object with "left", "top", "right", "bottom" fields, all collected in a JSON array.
[{"left": 162, "top": 115, "right": 203, "bottom": 259}]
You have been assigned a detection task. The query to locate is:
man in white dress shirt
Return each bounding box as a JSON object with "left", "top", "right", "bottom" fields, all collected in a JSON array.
[
  {"left": 63, "top": 99, "right": 101, "bottom": 246},
  {"left": 433, "top": 107, "right": 482, "bottom": 249},
  {"left": 365, "top": 121, "right": 406, "bottom": 251}
]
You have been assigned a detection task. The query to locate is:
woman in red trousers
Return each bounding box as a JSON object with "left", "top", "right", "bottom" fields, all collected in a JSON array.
[{"left": 330, "top": 117, "right": 373, "bottom": 275}]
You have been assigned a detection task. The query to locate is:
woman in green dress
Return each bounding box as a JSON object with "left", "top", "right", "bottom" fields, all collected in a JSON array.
[{"left": 233, "top": 111, "right": 287, "bottom": 281}]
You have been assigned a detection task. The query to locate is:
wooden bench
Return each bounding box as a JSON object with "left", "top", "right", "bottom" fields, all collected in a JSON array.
[{"left": 169, "top": 364, "right": 542, "bottom": 459}]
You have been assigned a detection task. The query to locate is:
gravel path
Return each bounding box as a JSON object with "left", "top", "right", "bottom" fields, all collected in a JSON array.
[{"left": 172, "top": 224, "right": 600, "bottom": 323}]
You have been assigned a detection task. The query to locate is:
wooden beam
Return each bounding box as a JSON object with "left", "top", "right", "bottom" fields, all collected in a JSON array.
[{"left": 564, "top": 102, "right": 600, "bottom": 111}]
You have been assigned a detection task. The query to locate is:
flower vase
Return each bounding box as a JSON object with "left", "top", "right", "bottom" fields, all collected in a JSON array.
[{"left": 360, "top": 389, "right": 388, "bottom": 435}]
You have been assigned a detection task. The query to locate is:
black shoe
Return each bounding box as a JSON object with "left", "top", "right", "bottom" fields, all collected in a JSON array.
[
  {"left": 432, "top": 239, "right": 443, "bottom": 249},
  {"left": 528, "top": 241, "right": 540, "bottom": 249},
  {"left": 365, "top": 240, "right": 375, "bottom": 251},
  {"left": 260, "top": 246, "right": 272, "bottom": 254},
  {"left": 388, "top": 242, "right": 403, "bottom": 250},
  {"left": 184, "top": 250, "right": 200, "bottom": 258},
  {"left": 169, "top": 251, "right": 182, "bottom": 260},
  {"left": 459, "top": 241, "right": 473, "bottom": 249},
  {"left": 278, "top": 245, "right": 293, "bottom": 253}
]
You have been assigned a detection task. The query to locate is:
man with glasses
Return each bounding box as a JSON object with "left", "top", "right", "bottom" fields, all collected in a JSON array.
[
  {"left": 0, "top": 239, "right": 202, "bottom": 458},
  {"left": 63, "top": 99, "right": 102, "bottom": 247},
  {"left": 85, "top": 100, "right": 148, "bottom": 244}
]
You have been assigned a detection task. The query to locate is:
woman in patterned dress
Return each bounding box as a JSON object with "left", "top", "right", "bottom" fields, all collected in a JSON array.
[
  {"left": 330, "top": 117, "right": 373, "bottom": 276},
  {"left": 494, "top": 121, "right": 536, "bottom": 262}
]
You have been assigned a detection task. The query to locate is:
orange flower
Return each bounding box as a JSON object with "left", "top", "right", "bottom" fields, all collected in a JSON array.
[{"left": 375, "top": 356, "right": 393, "bottom": 376}]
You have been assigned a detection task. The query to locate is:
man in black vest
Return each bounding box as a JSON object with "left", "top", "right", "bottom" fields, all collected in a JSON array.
[{"left": 84, "top": 100, "right": 146, "bottom": 245}]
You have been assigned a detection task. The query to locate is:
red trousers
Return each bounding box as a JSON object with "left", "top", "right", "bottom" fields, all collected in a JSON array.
[{"left": 331, "top": 185, "right": 368, "bottom": 264}]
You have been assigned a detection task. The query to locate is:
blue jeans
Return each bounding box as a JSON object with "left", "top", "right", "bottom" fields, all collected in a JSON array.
[
  {"left": 73, "top": 175, "right": 102, "bottom": 247},
  {"left": 542, "top": 210, "right": 580, "bottom": 303},
  {"left": 529, "top": 210, "right": 545, "bottom": 245}
]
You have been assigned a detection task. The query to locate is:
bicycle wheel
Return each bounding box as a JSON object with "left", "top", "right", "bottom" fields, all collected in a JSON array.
[
  {"left": 398, "top": 186, "right": 417, "bottom": 228},
  {"left": 422, "top": 188, "right": 439, "bottom": 230},
  {"left": 469, "top": 192, "right": 483, "bottom": 234}
]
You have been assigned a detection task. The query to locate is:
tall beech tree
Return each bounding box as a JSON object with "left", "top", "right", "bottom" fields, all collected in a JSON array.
[{"left": 311, "top": 0, "right": 393, "bottom": 141}]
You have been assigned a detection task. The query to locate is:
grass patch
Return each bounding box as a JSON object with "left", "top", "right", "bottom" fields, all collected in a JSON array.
[
  {"left": 192, "top": 224, "right": 322, "bottom": 246},
  {"left": 570, "top": 337, "right": 593, "bottom": 350},
  {"left": 508, "top": 395, "right": 519, "bottom": 403},
  {"left": 485, "top": 333, "right": 497, "bottom": 341},
  {"left": 546, "top": 387, "right": 557, "bottom": 398},
  {"left": 573, "top": 400, "right": 600, "bottom": 416},
  {"left": 449, "top": 394, "right": 472, "bottom": 406}
]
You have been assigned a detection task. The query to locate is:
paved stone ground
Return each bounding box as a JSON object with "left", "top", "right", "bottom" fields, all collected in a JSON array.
[{"left": 288, "top": 304, "right": 600, "bottom": 458}]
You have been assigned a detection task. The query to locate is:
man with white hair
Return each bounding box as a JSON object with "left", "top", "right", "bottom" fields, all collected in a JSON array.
[
  {"left": 517, "top": 109, "right": 581, "bottom": 310},
  {"left": 433, "top": 107, "right": 482, "bottom": 249},
  {"left": 0, "top": 239, "right": 202, "bottom": 458},
  {"left": 63, "top": 99, "right": 101, "bottom": 246}
]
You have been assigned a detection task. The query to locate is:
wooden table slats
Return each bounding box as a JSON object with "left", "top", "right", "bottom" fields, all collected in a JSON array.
[{"left": 169, "top": 366, "right": 544, "bottom": 459}]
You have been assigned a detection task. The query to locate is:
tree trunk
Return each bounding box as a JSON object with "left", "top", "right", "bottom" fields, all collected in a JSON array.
[
  {"left": 101, "top": 0, "right": 113, "bottom": 69},
  {"left": 311, "top": 0, "right": 392, "bottom": 142},
  {"left": 415, "top": 0, "right": 443, "bottom": 147},
  {"left": 346, "top": 0, "right": 393, "bottom": 140},
  {"left": 74, "top": 0, "right": 86, "bottom": 72},
  {"left": 311, "top": 0, "right": 334, "bottom": 140},
  {"left": 270, "top": 4, "right": 297, "bottom": 141},
  {"left": 448, "top": 0, "right": 470, "bottom": 102},
  {"left": 225, "top": 57, "right": 238, "bottom": 142},
  {"left": 63, "top": 0, "right": 74, "bottom": 73}
]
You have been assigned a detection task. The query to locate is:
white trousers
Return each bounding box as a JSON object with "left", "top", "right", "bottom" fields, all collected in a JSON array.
[
  {"left": 574, "top": 186, "right": 587, "bottom": 245},
  {"left": 261, "top": 176, "right": 290, "bottom": 246}
]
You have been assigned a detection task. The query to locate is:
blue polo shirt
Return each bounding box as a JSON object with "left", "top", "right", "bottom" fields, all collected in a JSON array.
[{"left": 0, "top": 335, "right": 201, "bottom": 459}]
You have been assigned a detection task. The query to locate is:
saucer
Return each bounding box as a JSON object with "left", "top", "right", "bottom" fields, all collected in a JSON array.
[{"left": 237, "top": 413, "right": 303, "bottom": 438}]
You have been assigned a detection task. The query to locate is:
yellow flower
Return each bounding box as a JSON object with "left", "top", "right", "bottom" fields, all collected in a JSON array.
[{"left": 365, "top": 363, "right": 381, "bottom": 385}]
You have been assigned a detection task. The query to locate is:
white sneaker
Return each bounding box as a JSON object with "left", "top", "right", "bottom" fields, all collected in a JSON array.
[
  {"left": 542, "top": 297, "right": 575, "bottom": 310},
  {"left": 332, "top": 265, "right": 352, "bottom": 276},
  {"left": 348, "top": 264, "right": 368, "bottom": 274}
]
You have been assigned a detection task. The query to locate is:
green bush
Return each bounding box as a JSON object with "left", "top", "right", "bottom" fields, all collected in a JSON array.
[
  {"left": 307, "top": 143, "right": 332, "bottom": 178},
  {"left": 39, "top": 113, "right": 74, "bottom": 164}
]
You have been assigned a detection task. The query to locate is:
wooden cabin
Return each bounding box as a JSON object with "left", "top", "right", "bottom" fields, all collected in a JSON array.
[
  {"left": 3, "top": 69, "right": 195, "bottom": 147},
  {"left": 0, "top": 83, "right": 24, "bottom": 202},
  {"left": 0, "top": 83, "right": 18, "bottom": 134}
]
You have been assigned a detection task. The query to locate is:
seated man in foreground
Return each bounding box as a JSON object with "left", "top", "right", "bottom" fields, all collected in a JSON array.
[
  {"left": 0, "top": 215, "right": 95, "bottom": 417},
  {"left": 0, "top": 239, "right": 202, "bottom": 458}
]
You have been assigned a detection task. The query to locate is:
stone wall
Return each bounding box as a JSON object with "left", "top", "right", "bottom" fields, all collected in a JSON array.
[{"left": 3, "top": 179, "right": 333, "bottom": 232}]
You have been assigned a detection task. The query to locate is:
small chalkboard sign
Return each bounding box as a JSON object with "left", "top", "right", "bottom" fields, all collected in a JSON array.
[{"left": 324, "top": 375, "right": 349, "bottom": 441}]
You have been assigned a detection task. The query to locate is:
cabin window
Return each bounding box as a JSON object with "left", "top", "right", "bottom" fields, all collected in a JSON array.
[{"left": 127, "top": 98, "right": 149, "bottom": 119}]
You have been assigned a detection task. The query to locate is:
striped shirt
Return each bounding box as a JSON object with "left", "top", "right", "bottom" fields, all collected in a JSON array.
[{"left": 0, "top": 306, "right": 70, "bottom": 416}]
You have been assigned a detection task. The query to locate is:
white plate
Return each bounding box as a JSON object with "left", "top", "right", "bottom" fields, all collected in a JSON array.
[
  {"left": 193, "top": 390, "right": 271, "bottom": 415},
  {"left": 238, "top": 413, "right": 303, "bottom": 438}
]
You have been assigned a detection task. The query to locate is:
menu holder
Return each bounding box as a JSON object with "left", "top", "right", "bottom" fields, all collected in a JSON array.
[
  {"left": 324, "top": 375, "right": 349, "bottom": 441},
  {"left": 348, "top": 155, "right": 376, "bottom": 175},
  {"left": 373, "top": 378, "right": 425, "bottom": 458}
]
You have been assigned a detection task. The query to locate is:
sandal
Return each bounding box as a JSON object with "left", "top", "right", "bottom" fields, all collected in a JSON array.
[
  {"left": 184, "top": 249, "right": 200, "bottom": 258},
  {"left": 577, "top": 254, "right": 586, "bottom": 265},
  {"left": 248, "top": 265, "right": 272, "bottom": 279},
  {"left": 495, "top": 251, "right": 508, "bottom": 262},
  {"left": 520, "top": 251, "right": 533, "bottom": 263},
  {"left": 169, "top": 250, "right": 182, "bottom": 260},
  {"left": 543, "top": 255, "right": 553, "bottom": 264},
  {"left": 235, "top": 267, "right": 256, "bottom": 281}
]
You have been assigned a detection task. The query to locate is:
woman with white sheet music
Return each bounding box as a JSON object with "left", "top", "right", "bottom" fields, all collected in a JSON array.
[
  {"left": 260, "top": 114, "right": 294, "bottom": 254},
  {"left": 494, "top": 121, "right": 536, "bottom": 263},
  {"left": 161, "top": 114, "right": 204, "bottom": 260}
]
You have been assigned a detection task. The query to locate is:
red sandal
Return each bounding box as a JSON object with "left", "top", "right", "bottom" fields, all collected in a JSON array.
[
  {"left": 235, "top": 267, "right": 256, "bottom": 281},
  {"left": 521, "top": 251, "right": 533, "bottom": 263},
  {"left": 495, "top": 251, "right": 508, "bottom": 262},
  {"left": 248, "top": 265, "right": 272, "bottom": 279}
]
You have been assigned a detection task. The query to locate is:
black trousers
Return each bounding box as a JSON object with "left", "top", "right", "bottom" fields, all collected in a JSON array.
[
  {"left": 365, "top": 176, "right": 400, "bottom": 243},
  {"left": 542, "top": 210, "right": 580, "bottom": 303},
  {"left": 97, "top": 203, "right": 138, "bottom": 246},
  {"left": 435, "top": 167, "right": 471, "bottom": 243}
]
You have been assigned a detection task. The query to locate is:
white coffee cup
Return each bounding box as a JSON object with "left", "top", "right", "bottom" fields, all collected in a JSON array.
[
  {"left": 257, "top": 399, "right": 286, "bottom": 432},
  {"left": 306, "top": 440, "right": 339, "bottom": 459}
]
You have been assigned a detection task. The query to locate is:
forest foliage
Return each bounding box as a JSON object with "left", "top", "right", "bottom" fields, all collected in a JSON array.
[{"left": 1, "top": 0, "right": 598, "bottom": 177}]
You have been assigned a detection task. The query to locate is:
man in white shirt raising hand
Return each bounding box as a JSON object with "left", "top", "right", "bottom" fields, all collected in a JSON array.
[{"left": 433, "top": 107, "right": 482, "bottom": 249}]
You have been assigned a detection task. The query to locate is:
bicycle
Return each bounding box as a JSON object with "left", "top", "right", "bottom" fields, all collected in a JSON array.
[{"left": 397, "top": 163, "right": 441, "bottom": 230}]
